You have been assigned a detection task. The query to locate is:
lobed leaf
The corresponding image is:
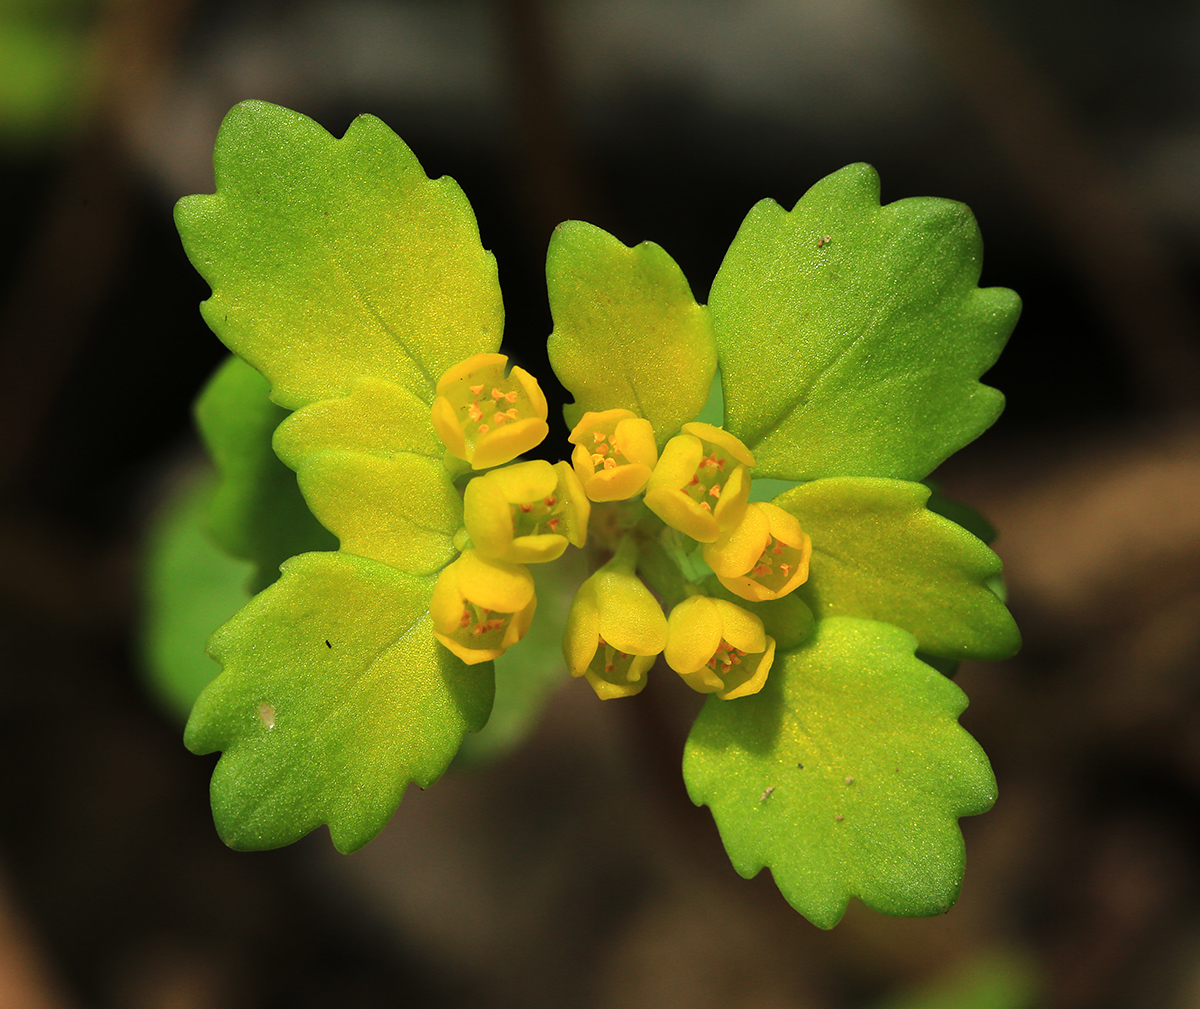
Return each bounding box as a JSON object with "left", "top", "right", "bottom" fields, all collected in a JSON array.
[
  {"left": 274, "top": 378, "right": 461, "bottom": 575},
  {"left": 194, "top": 356, "right": 336, "bottom": 591},
  {"left": 776, "top": 478, "right": 1019, "bottom": 660},
  {"left": 709, "top": 163, "right": 1018, "bottom": 481},
  {"left": 185, "top": 551, "right": 493, "bottom": 853},
  {"left": 546, "top": 221, "right": 716, "bottom": 445},
  {"left": 683, "top": 616, "right": 996, "bottom": 929},
  {"left": 176, "top": 100, "right": 503, "bottom": 410}
]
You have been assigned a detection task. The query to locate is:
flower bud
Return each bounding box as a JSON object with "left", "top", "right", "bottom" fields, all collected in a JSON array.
[
  {"left": 644, "top": 422, "right": 754, "bottom": 542},
  {"left": 431, "top": 353, "right": 549, "bottom": 469},
  {"left": 562, "top": 540, "right": 667, "bottom": 698},
  {"left": 702, "top": 502, "right": 812, "bottom": 602},
  {"left": 430, "top": 549, "right": 536, "bottom": 664},
  {"left": 568, "top": 409, "right": 658, "bottom": 502},
  {"left": 463, "top": 460, "right": 590, "bottom": 564},
  {"left": 664, "top": 595, "right": 776, "bottom": 699}
]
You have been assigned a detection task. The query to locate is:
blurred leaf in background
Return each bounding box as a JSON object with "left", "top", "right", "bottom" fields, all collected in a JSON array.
[{"left": 0, "top": 0, "right": 97, "bottom": 152}]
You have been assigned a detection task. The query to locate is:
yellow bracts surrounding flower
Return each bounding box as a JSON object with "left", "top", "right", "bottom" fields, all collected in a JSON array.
[
  {"left": 562, "top": 538, "right": 667, "bottom": 699},
  {"left": 664, "top": 595, "right": 777, "bottom": 699},
  {"left": 644, "top": 422, "right": 755, "bottom": 542},
  {"left": 703, "top": 502, "right": 812, "bottom": 603},
  {"left": 568, "top": 409, "right": 657, "bottom": 502},
  {"left": 463, "top": 459, "right": 590, "bottom": 564},
  {"left": 431, "top": 353, "right": 549, "bottom": 469},
  {"left": 431, "top": 549, "right": 536, "bottom": 665}
]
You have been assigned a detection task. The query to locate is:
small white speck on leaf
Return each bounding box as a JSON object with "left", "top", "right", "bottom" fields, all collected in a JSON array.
[
  {"left": 257, "top": 702, "right": 276, "bottom": 729},
  {"left": 760, "top": 786, "right": 776, "bottom": 802}
]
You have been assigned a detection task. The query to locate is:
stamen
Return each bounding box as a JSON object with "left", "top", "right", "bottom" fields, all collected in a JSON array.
[
  {"left": 519, "top": 503, "right": 533, "bottom": 513},
  {"left": 504, "top": 390, "right": 518, "bottom": 404},
  {"left": 491, "top": 387, "right": 504, "bottom": 400},
  {"left": 603, "top": 458, "right": 617, "bottom": 470},
  {"left": 478, "top": 424, "right": 490, "bottom": 435},
  {"left": 544, "top": 496, "right": 557, "bottom": 507},
  {"left": 468, "top": 402, "right": 483, "bottom": 422},
  {"left": 593, "top": 432, "right": 607, "bottom": 444},
  {"left": 708, "top": 484, "right": 721, "bottom": 498},
  {"left": 469, "top": 384, "right": 484, "bottom": 398}
]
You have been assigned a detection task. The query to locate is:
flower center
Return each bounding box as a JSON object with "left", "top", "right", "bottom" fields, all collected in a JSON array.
[
  {"left": 748, "top": 535, "right": 806, "bottom": 593},
  {"left": 509, "top": 493, "right": 568, "bottom": 537}
]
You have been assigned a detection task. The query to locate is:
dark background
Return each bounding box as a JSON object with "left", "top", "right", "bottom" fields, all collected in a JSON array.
[{"left": 2, "top": 1, "right": 1200, "bottom": 1006}]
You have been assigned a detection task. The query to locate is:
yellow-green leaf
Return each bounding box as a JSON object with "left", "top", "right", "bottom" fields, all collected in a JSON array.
[{"left": 683, "top": 616, "right": 996, "bottom": 929}]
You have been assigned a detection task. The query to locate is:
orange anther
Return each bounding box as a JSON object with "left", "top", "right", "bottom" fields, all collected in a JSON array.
[
  {"left": 753, "top": 564, "right": 772, "bottom": 578},
  {"left": 469, "top": 384, "right": 484, "bottom": 398},
  {"left": 494, "top": 413, "right": 507, "bottom": 424},
  {"left": 700, "top": 501, "right": 712, "bottom": 512},
  {"left": 547, "top": 518, "right": 560, "bottom": 530},
  {"left": 593, "top": 432, "right": 607, "bottom": 444},
  {"left": 772, "top": 543, "right": 783, "bottom": 555},
  {"left": 603, "top": 457, "right": 617, "bottom": 470},
  {"left": 491, "top": 387, "right": 504, "bottom": 400},
  {"left": 708, "top": 484, "right": 721, "bottom": 498},
  {"left": 779, "top": 563, "right": 791, "bottom": 577},
  {"left": 505, "top": 408, "right": 520, "bottom": 420},
  {"left": 591, "top": 453, "right": 606, "bottom": 468},
  {"left": 544, "top": 496, "right": 557, "bottom": 507},
  {"left": 468, "top": 402, "right": 483, "bottom": 422},
  {"left": 519, "top": 503, "right": 533, "bottom": 513},
  {"left": 478, "top": 424, "right": 489, "bottom": 435}
]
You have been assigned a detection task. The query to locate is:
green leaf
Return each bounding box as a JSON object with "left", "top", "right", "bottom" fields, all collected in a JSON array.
[
  {"left": 709, "top": 164, "right": 1018, "bottom": 481},
  {"left": 777, "top": 478, "right": 1019, "bottom": 660},
  {"left": 140, "top": 466, "right": 252, "bottom": 721},
  {"left": 195, "top": 356, "right": 337, "bottom": 591},
  {"left": 873, "top": 949, "right": 1040, "bottom": 1009},
  {"left": 546, "top": 221, "right": 716, "bottom": 445},
  {"left": 185, "top": 551, "right": 493, "bottom": 853},
  {"left": 683, "top": 616, "right": 996, "bottom": 929},
  {"left": 273, "top": 378, "right": 461, "bottom": 575},
  {"left": 175, "top": 100, "right": 503, "bottom": 410}
]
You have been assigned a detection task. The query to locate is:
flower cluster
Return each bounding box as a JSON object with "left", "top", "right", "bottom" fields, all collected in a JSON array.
[{"left": 430, "top": 352, "right": 811, "bottom": 702}]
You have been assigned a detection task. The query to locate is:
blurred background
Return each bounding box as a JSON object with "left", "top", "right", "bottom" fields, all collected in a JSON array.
[{"left": 2, "top": 0, "right": 1200, "bottom": 1006}]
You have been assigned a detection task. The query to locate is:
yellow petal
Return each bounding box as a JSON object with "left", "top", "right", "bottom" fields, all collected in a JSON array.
[
  {"left": 472, "top": 417, "right": 550, "bottom": 470},
  {"left": 702, "top": 503, "right": 769, "bottom": 577},
  {"left": 462, "top": 475, "right": 514, "bottom": 560},
  {"left": 664, "top": 596, "right": 723, "bottom": 674},
  {"left": 613, "top": 417, "right": 658, "bottom": 469},
  {"left": 584, "top": 462, "right": 652, "bottom": 502},
  {"left": 430, "top": 396, "right": 467, "bottom": 460},
  {"left": 681, "top": 421, "right": 756, "bottom": 468},
  {"left": 456, "top": 549, "right": 535, "bottom": 612}
]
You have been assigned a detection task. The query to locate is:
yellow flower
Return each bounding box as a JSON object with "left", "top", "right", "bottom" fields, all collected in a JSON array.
[
  {"left": 430, "top": 353, "right": 549, "bottom": 469},
  {"left": 430, "top": 549, "right": 536, "bottom": 665},
  {"left": 568, "top": 409, "right": 658, "bottom": 502},
  {"left": 664, "top": 595, "right": 776, "bottom": 699},
  {"left": 562, "top": 538, "right": 667, "bottom": 698},
  {"left": 644, "top": 422, "right": 754, "bottom": 542},
  {"left": 702, "top": 502, "right": 812, "bottom": 602},
  {"left": 463, "top": 459, "right": 590, "bottom": 564}
]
